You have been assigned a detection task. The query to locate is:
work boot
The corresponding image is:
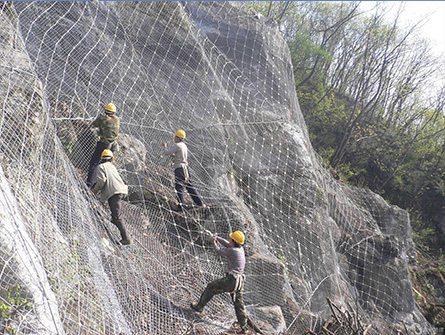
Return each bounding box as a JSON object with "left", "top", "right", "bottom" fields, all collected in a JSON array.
[
  {"left": 190, "top": 303, "right": 203, "bottom": 312},
  {"left": 120, "top": 239, "right": 132, "bottom": 246},
  {"left": 171, "top": 204, "right": 183, "bottom": 212},
  {"left": 113, "top": 219, "right": 130, "bottom": 241}
]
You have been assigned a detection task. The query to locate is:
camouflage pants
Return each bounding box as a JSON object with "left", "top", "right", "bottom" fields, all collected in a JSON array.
[{"left": 196, "top": 273, "right": 247, "bottom": 331}]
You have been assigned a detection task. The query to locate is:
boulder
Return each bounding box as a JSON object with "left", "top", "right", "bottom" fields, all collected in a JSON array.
[{"left": 248, "top": 305, "right": 286, "bottom": 334}]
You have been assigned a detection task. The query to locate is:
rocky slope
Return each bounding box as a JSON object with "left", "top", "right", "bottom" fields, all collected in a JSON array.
[{"left": 0, "top": 2, "right": 435, "bottom": 334}]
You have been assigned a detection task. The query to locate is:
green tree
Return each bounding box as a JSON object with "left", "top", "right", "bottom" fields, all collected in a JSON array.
[{"left": 249, "top": 1, "right": 445, "bottom": 251}]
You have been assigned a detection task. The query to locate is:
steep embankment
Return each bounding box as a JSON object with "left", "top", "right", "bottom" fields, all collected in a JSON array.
[{"left": 0, "top": 2, "right": 434, "bottom": 334}]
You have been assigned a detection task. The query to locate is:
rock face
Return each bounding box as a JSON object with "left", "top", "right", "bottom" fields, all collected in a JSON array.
[
  {"left": 0, "top": 2, "right": 433, "bottom": 334},
  {"left": 248, "top": 305, "right": 287, "bottom": 334}
]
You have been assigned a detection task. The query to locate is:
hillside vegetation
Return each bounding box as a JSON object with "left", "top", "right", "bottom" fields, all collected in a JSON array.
[{"left": 249, "top": 1, "right": 444, "bottom": 330}]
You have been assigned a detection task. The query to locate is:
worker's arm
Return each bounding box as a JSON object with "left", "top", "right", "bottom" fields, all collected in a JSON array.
[
  {"left": 214, "top": 238, "right": 231, "bottom": 257},
  {"left": 215, "top": 236, "right": 231, "bottom": 248},
  {"left": 162, "top": 143, "right": 178, "bottom": 156},
  {"left": 92, "top": 166, "right": 106, "bottom": 194},
  {"left": 215, "top": 246, "right": 230, "bottom": 257},
  {"left": 92, "top": 116, "right": 101, "bottom": 128}
]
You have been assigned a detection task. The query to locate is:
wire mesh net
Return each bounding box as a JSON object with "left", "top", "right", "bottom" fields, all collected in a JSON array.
[{"left": 0, "top": 2, "right": 432, "bottom": 335}]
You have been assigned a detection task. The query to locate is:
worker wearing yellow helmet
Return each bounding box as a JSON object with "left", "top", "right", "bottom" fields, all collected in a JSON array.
[
  {"left": 86, "top": 102, "right": 120, "bottom": 188},
  {"left": 191, "top": 230, "right": 247, "bottom": 333},
  {"left": 161, "top": 129, "right": 205, "bottom": 211},
  {"left": 92, "top": 149, "right": 131, "bottom": 245}
]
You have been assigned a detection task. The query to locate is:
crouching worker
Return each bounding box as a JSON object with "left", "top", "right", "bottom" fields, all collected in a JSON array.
[
  {"left": 191, "top": 230, "right": 248, "bottom": 334},
  {"left": 92, "top": 149, "right": 131, "bottom": 245}
]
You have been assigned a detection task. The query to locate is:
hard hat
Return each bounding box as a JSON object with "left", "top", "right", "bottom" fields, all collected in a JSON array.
[
  {"left": 175, "top": 129, "right": 186, "bottom": 139},
  {"left": 230, "top": 231, "right": 245, "bottom": 245},
  {"left": 104, "top": 103, "right": 116, "bottom": 113},
  {"left": 101, "top": 149, "right": 114, "bottom": 159}
]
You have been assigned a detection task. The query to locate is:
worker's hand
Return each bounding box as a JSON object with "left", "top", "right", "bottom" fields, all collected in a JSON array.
[
  {"left": 203, "top": 229, "right": 214, "bottom": 238},
  {"left": 161, "top": 142, "right": 167, "bottom": 148}
]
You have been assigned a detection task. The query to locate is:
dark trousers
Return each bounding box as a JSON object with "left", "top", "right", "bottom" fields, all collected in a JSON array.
[
  {"left": 196, "top": 274, "right": 247, "bottom": 331},
  {"left": 108, "top": 194, "right": 129, "bottom": 241},
  {"left": 87, "top": 141, "right": 109, "bottom": 186},
  {"left": 174, "top": 166, "right": 203, "bottom": 207}
]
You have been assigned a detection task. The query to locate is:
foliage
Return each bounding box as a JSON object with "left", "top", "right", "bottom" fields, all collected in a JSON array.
[
  {"left": 0, "top": 285, "right": 32, "bottom": 334},
  {"left": 410, "top": 251, "right": 445, "bottom": 328},
  {"left": 250, "top": 1, "right": 445, "bottom": 253}
]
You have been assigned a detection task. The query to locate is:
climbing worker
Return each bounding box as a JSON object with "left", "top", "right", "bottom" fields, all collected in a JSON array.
[
  {"left": 92, "top": 149, "right": 131, "bottom": 245},
  {"left": 191, "top": 230, "right": 248, "bottom": 334},
  {"left": 86, "top": 102, "right": 120, "bottom": 188},
  {"left": 161, "top": 129, "right": 205, "bottom": 211}
]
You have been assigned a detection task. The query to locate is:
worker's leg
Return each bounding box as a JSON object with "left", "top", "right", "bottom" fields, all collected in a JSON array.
[
  {"left": 108, "top": 194, "right": 130, "bottom": 242},
  {"left": 185, "top": 183, "right": 203, "bottom": 206},
  {"left": 174, "top": 167, "right": 186, "bottom": 208},
  {"left": 234, "top": 289, "right": 248, "bottom": 332},
  {"left": 87, "top": 141, "right": 108, "bottom": 187},
  {"left": 184, "top": 167, "right": 203, "bottom": 206},
  {"left": 193, "top": 275, "right": 235, "bottom": 311},
  {"left": 185, "top": 182, "right": 203, "bottom": 206}
]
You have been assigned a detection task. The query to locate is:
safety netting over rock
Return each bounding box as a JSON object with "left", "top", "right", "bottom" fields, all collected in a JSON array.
[{"left": 0, "top": 2, "right": 433, "bottom": 334}]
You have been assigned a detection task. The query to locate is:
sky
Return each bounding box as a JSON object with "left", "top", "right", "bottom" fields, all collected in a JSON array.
[
  {"left": 359, "top": 1, "right": 445, "bottom": 93},
  {"left": 359, "top": 1, "right": 445, "bottom": 57}
]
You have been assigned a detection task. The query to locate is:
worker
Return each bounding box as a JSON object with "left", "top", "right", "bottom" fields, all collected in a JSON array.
[
  {"left": 92, "top": 149, "right": 131, "bottom": 245},
  {"left": 191, "top": 231, "right": 248, "bottom": 334},
  {"left": 161, "top": 129, "right": 205, "bottom": 211},
  {"left": 87, "top": 102, "right": 120, "bottom": 188}
]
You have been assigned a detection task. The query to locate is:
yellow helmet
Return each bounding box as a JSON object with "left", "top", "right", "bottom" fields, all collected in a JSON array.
[
  {"left": 104, "top": 103, "right": 116, "bottom": 113},
  {"left": 175, "top": 129, "right": 186, "bottom": 139},
  {"left": 230, "top": 230, "right": 245, "bottom": 245},
  {"left": 101, "top": 149, "right": 114, "bottom": 159}
]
